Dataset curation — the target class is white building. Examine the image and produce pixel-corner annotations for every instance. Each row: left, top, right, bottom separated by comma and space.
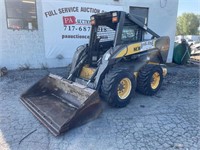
0, 0, 179, 70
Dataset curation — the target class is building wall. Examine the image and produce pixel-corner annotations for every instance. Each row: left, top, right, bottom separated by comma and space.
0, 0, 68, 70
0, 0, 179, 70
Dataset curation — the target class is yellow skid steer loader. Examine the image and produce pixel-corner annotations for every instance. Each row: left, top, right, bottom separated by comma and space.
21, 11, 170, 136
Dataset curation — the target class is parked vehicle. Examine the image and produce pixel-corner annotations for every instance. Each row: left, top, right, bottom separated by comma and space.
21, 11, 170, 136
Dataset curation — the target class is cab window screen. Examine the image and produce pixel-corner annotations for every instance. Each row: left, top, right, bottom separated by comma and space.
121, 25, 139, 43
97, 26, 116, 42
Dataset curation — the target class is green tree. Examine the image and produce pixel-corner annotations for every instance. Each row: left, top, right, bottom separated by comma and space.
176, 13, 200, 35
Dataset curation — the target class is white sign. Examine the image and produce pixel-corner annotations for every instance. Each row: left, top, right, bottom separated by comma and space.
42, 0, 123, 58
141, 40, 155, 51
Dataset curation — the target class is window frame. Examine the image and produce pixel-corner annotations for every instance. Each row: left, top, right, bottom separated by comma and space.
4, 0, 38, 30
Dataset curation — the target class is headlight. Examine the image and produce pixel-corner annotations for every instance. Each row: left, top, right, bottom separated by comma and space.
90, 16, 95, 25
112, 12, 118, 23
90, 16, 95, 20
112, 12, 117, 17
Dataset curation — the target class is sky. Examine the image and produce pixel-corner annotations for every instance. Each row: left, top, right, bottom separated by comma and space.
178, 0, 200, 16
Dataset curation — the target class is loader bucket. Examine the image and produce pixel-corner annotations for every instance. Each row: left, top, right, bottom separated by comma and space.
20, 74, 102, 136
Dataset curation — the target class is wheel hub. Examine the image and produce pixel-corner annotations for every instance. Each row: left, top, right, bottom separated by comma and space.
117, 78, 132, 100
151, 72, 160, 90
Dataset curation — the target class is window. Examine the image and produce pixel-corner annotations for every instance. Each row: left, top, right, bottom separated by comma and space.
121, 25, 140, 43
129, 6, 149, 26
5, 0, 38, 30
97, 26, 116, 42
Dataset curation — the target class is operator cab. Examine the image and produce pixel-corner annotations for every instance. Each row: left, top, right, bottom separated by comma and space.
88, 11, 145, 66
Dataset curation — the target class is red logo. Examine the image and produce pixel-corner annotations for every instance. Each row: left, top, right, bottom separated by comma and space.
63, 16, 76, 26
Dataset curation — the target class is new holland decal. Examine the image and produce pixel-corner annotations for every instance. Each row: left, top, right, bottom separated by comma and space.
116, 39, 156, 58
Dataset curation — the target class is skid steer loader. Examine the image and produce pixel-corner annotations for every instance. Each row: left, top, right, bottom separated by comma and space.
21, 11, 170, 136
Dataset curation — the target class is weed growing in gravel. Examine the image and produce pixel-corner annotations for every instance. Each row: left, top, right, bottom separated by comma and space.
18, 63, 31, 71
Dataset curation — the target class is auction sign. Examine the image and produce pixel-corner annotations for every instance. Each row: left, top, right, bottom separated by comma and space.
42, 0, 123, 58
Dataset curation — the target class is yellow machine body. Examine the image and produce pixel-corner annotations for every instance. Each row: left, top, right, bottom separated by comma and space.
80, 65, 96, 80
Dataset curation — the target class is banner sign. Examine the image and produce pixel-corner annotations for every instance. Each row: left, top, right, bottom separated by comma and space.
42, 0, 123, 58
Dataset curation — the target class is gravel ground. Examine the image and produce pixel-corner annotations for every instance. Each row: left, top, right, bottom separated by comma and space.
0, 64, 199, 150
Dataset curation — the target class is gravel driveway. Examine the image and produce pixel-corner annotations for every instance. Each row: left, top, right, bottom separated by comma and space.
0, 64, 199, 150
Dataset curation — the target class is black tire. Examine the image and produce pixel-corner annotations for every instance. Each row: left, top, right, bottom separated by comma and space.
101, 67, 136, 108
136, 64, 163, 95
